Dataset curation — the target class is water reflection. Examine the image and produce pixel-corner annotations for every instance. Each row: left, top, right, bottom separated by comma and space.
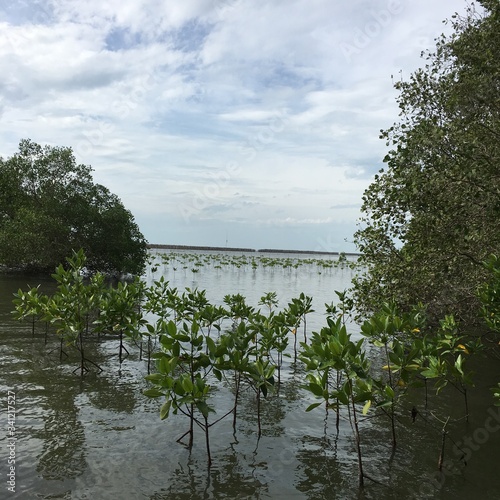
2, 255, 500, 499
34, 395, 87, 481
84, 373, 139, 414
295, 433, 348, 500
149, 444, 271, 499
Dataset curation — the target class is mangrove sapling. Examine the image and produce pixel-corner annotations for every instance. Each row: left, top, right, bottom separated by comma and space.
13, 286, 55, 348
300, 317, 379, 489
142, 276, 173, 370
166, 286, 181, 323
210, 321, 256, 430
39, 250, 105, 375
296, 293, 314, 344
324, 297, 354, 433
249, 311, 272, 361
143, 276, 171, 321
284, 303, 301, 363
12, 285, 43, 337
243, 357, 276, 437
223, 293, 255, 332
43, 294, 69, 360
418, 315, 480, 422
256, 292, 280, 362
284, 293, 314, 363
359, 303, 425, 449
180, 287, 209, 323
266, 311, 290, 388
258, 292, 279, 314
198, 304, 226, 351
327, 290, 355, 327
95, 277, 146, 365
144, 317, 233, 466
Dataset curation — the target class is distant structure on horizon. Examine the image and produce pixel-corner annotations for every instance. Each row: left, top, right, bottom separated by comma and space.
147, 243, 360, 256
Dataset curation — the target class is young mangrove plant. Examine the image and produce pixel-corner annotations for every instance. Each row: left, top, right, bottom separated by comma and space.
323, 291, 356, 432
45, 249, 105, 376
143, 290, 236, 466
210, 320, 255, 431
284, 293, 313, 362
243, 357, 276, 437
360, 302, 427, 449
142, 276, 172, 372
144, 318, 220, 466
12, 285, 44, 338
95, 277, 145, 366
199, 303, 227, 351
300, 316, 379, 488
418, 314, 481, 422
296, 293, 314, 344
478, 254, 500, 335
249, 306, 289, 388
223, 293, 255, 330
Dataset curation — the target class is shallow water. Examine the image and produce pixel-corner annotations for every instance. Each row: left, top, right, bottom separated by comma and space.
1, 250, 500, 499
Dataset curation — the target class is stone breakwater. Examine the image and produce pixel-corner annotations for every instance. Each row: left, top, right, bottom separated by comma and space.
147, 244, 358, 256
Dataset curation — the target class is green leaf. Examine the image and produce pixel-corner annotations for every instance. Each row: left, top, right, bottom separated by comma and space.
206, 336, 217, 355
434, 378, 448, 394
421, 368, 439, 379
306, 402, 323, 412
167, 320, 177, 336
335, 390, 349, 405
308, 382, 324, 397
160, 400, 171, 420
213, 368, 222, 381
260, 383, 268, 397
143, 388, 164, 398
362, 399, 371, 415
384, 386, 395, 399
196, 401, 214, 418
181, 377, 194, 393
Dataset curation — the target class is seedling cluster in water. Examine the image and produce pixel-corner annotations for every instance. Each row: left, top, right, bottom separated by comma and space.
145, 249, 356, 277
12, 249, 493, 490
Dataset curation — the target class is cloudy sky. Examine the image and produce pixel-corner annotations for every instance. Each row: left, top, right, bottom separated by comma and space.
0, 0, 470, 252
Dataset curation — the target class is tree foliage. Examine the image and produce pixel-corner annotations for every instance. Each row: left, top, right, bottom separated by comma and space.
353, 1, 500, 323
0, 139, 147, 274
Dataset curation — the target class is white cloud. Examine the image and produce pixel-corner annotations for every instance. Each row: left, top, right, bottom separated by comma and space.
0, 0, 469, 251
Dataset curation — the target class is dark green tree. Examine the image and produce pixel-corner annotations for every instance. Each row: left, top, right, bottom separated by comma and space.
353, 1, 500, 324
0, 139, 147, 274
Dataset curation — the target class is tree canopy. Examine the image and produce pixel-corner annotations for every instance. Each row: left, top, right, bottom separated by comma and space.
0, 139, 148, 274
353, 1, 500, 324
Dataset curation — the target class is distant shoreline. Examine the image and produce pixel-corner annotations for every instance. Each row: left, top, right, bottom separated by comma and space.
147, 243, 360, 257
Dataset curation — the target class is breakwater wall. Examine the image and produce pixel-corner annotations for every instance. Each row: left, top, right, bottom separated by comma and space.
147, 244, 359, 257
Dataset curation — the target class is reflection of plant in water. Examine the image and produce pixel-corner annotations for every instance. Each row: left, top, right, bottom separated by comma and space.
149, 447, 270, 500
33, 382, 87, 481
295, 435, 342, 500
86, 375, 138, 414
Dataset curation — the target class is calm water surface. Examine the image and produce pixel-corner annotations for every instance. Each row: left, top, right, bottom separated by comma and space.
1, 249, 500, 499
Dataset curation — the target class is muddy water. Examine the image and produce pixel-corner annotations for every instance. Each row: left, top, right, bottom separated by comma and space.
1, 250, 500, 499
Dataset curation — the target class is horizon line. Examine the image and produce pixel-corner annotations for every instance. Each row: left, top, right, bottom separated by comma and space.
147, 243, 361, 257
